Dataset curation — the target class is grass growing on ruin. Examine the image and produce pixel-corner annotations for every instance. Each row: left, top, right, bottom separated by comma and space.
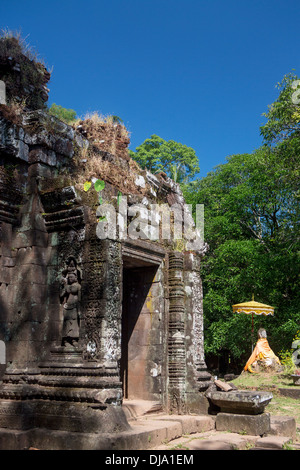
231, 370, 296, 390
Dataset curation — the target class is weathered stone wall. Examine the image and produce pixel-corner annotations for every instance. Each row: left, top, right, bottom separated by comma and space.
0, 58, 211, 444
0, 36, 50, 109
0, 112, 76, 372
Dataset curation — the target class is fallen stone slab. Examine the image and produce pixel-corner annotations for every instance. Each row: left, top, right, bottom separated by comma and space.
214, 379, 236, 392
189, 440, 233, 450
188, 432, 258, 450
216, 412, 270, 436
206, 390, 273, 415
279, 388, 300, 400
255, 435, 292, 450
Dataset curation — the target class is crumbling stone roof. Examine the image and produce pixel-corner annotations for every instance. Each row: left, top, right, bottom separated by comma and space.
0, 35, 50, 110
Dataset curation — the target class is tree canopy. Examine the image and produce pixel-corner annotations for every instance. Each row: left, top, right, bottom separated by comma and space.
183, 73, 300, 366
129, 134, 200, 183
260, 72, 300, 144
48, 103, 77, 124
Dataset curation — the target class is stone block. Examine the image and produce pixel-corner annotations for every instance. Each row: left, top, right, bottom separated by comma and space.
255, 435, 292, 449
5, 339, 29, 365
29, 283, 48, 305
6, 321, 34, 343
27, 340, 49, 363
216, 412, 270, 436
195, 415, 216, 432
185, 392, 210, 415
0, 284, 15, 306
0, 401, 34, 430
10, 265, 47, 285
0, 429, 30, 451
54, 137, 74, 157
45, 319, 62, 342
13, 229, 48, 248
28, 163, 54, 179
269, 415, 296, 439
24, 128, 56, 149
152, 415, 198, 434
279, 388, 300, 399
0, 266, 12, 283
2, 256, 15, 267
16, 140, 29, 162
189, 433, 258, 451
29, 148, 57, 166
15, 246, 54, 266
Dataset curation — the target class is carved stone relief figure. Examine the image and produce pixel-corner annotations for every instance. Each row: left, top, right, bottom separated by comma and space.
60, 258, 82, 347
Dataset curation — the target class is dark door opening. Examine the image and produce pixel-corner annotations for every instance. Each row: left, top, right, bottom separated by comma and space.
121, 263, 158, 400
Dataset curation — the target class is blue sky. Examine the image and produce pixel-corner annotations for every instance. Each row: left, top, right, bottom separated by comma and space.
1, 0, 300, 177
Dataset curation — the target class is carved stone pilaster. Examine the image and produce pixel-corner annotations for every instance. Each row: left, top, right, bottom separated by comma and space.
80, 238, 122, 370
80, 235, 105, 361
100, 239, 122, 366
167, 252, 186, 413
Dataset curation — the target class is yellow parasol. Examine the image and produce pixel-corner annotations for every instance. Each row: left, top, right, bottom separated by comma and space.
232, 295, 274, 349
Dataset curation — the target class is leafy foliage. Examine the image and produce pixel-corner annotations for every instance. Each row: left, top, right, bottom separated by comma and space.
130, 134, 200, 183
94, 179, 105, 192
48, 103, 77, 124
260, 72, 300, 144
183, 77, 300, 363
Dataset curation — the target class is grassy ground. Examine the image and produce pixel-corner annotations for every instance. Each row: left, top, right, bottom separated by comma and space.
232, 370, 297, 390
231, 371, 300, 443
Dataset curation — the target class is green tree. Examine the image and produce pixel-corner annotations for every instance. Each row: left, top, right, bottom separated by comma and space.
130, 134, 200, 183
260, 72, 300, 144
48, 103, 77, 124
111, 115, 124, 124
183, 143, 299, 364
183, 73, 300, 367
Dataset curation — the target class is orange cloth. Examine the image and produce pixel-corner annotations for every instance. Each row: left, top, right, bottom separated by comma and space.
244, 338, 281, 373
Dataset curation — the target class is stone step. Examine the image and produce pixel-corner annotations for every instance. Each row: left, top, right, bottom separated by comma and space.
122, 400, 163, 421
254, 435, 292, 450
0, 411, 296, 450
144, 414, 215, 435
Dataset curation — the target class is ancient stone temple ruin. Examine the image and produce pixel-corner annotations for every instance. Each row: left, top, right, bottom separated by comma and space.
0, 38, 211, 449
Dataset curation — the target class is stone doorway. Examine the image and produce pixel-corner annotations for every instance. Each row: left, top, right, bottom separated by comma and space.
121, 263, 158, 400
121, 244, 165, 403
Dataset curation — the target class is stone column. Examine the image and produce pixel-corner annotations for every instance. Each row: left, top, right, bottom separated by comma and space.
79, 234, 123, 404
167, 251, 186, 413
102, 239, 123, 370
